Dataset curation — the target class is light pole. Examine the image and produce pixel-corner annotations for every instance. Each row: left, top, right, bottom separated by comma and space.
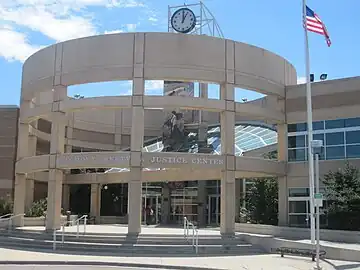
311, 139, 324, 270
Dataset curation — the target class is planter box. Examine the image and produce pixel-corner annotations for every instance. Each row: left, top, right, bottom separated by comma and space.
23, 216, 68, 227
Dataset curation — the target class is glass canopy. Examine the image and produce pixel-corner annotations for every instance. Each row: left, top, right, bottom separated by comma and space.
105, 123, 277, 173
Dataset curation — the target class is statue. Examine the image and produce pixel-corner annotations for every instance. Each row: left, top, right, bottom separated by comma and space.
162, 111, 188, 152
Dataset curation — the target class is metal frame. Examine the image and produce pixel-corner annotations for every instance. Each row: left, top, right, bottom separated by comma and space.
168, 1, 224, 38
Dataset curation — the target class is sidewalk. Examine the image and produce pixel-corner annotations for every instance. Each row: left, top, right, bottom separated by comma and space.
0, 247, 360, 270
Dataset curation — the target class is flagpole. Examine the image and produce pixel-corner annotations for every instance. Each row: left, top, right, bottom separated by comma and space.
302, 0, 316, 244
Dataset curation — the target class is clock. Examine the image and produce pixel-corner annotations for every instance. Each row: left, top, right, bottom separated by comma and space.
171, 8, 196, 34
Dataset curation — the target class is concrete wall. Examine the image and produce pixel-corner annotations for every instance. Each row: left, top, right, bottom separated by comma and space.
0, 106, 18, 199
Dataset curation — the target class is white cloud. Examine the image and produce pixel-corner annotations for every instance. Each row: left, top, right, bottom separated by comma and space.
1, 7, 97, 42
145, 80, 164, 90
0, 0, 146, 62
0, 26, 43, 62
104, 29, 124, 34
126, 23, 137, 32
297, 77, 307, 84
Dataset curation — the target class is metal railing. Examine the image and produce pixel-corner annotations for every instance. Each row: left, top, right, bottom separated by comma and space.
53, 214, 88, 250
0, 213, 25, 232
183, 217, 199, 254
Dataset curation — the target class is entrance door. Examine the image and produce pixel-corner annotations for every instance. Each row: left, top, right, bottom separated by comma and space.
142, 195, 161, 225
207, 195, 220, 225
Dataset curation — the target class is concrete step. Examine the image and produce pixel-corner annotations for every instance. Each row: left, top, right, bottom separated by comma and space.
0, 234, 264, 256
0, 230, 244, 245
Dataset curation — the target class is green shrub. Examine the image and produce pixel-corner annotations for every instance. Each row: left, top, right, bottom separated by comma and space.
26, 199, 47, 217
0, 198, 13, 216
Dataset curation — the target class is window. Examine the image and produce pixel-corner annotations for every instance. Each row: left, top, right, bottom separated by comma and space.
313, 121, 324, 130
289, 188, 309, 197
289, 201, 307, 213
288, 148, 306, 162
346, 131, 360, 144
288, 123, 306, 133
288, 135, 306, 148
325, 119, 345, 129
346, 145, 360, 158
326, 146, 345, 160
345, 117, 360, 128
326, 132, 344, 146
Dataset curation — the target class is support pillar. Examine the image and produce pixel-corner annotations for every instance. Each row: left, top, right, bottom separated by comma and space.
62, 184, 70, 211
277, 123, 288, 226
90, 184, 101, 222
235, 179, 241, 223
46, 169, 63, 230
25, 132, 37, 210
197, 181, 207, 227
220, 83, 236, 236
128, 63, 145, 235
161, 184, 170, 225
46, 84, 66, 231
13, 98, 33, 227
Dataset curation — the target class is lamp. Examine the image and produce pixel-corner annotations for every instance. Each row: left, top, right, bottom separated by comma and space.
320, 74, 328, 81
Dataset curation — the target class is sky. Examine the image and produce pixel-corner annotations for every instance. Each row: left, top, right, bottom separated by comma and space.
0, 0, 359, 105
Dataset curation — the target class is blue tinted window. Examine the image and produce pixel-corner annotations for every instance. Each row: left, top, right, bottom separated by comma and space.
326, 132, 344, 146
326, 146, 345, 160
345, 118, 360, 128
346, 131, 360, 144
313, 121, 324, 130
288, 123, 307, 133
288, 135, 306, 148
313, 133, 324, 142
346, 145, 360, 158
288, 149, 306, 161
325, 119, 345, 129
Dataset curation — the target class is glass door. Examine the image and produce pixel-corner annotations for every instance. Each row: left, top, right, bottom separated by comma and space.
207, 195, 220, 225
142, 195, 161, 225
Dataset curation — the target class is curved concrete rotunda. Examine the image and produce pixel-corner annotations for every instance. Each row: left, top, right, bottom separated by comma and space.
14, 32, 296, 235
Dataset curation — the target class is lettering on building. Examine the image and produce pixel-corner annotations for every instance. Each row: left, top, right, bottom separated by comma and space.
149, 156, 224, 166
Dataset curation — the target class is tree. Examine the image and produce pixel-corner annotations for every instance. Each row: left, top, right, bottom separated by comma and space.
245, 177, 278, 225
323, 162, 360, 230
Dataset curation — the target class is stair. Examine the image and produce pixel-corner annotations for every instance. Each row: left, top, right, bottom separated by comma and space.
0, 228, 265, 257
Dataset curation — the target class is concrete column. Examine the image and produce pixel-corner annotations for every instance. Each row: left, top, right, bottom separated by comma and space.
46, 169, 63, 230
62, 184, 70, 211
46, 85, 66, 231
235, 179, 241, 223
161, 184, 170, 225
62, 144, 72, 212
25, 131, 37, 210
90, 184, 101, 222
220, 83, 236, 236
13, 98, 33, 227
277, 123, 288, 226
128, 74, 145, 235
197, 180, 207, 227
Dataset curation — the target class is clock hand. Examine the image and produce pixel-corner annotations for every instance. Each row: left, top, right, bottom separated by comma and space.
182, 10, 185, 23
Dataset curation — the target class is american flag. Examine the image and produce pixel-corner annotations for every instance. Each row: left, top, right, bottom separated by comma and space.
304, 6, 331, 47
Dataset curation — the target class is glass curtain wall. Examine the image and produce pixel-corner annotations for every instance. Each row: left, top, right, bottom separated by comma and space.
288, 188, 328, 228
288, 118, 360, 162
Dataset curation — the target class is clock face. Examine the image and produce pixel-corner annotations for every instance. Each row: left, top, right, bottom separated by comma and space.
171, 8, 196, 34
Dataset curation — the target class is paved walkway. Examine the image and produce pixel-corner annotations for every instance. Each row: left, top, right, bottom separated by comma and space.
1, 247, 360, 270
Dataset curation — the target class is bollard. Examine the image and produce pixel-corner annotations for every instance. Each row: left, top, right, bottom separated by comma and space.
62, 225, 65, 243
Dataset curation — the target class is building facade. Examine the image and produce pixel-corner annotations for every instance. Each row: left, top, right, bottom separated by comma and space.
4, 32, 360, 234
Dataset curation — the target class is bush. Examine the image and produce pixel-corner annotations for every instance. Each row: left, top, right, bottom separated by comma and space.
0, 198, 13, 216
26, 199, 47, 217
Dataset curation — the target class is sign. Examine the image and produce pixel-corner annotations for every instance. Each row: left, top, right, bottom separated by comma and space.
314, 193, 323, 207
57, 153, 130, 169
311, 140, 323, 148
149, 156, 224, 166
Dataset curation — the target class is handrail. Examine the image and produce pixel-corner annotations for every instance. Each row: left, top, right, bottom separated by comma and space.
53, 214, 88, 251
183, 217, 198, 254
0, 213, 13, 219
0, 213, 25, 233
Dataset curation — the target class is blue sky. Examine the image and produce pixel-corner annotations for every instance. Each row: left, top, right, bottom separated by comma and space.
0, 0, 359, 105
